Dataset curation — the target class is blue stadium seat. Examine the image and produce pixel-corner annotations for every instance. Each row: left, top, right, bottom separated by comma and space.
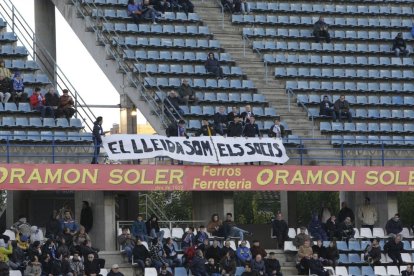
228, 93, 241, 103
320, 122, 331, 132
380, 123, 392, 133
338, 253, 349, 264
43, 118, 55, 128
70, 118, 83, 128
392, 109, 404, 119
4, 102, 17, 112
2, 116, 15, 127
40, 131, 53, 141
15, 117, 28, 127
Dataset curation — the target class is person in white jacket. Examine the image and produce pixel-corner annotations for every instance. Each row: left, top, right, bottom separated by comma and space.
358, 197, 377, 231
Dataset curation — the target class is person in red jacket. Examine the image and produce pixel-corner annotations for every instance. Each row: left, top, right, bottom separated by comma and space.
30, 87, 54, 118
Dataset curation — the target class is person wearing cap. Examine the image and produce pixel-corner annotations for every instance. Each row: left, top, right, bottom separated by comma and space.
293, 227, 311, 248
205, 52, 224, 79
30, 87, 54, 118
265, 252, 283, 276
0, 75, 11, 104
319, 95, 336, 120
177, 79, 198, 106
107, 264, 124, 276
57, 89, 75, 119
357, 197, 377, 231
91, 116, 103, 164
12, 71, 27, 103
393, 32, 409, 57
363, 238, 381, 266
80, 201, 93, 233
385, 213, 403, 236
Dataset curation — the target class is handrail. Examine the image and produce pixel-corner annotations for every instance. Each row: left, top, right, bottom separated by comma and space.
0, 0, 97, 132
286, 88, 315, 138
138, 193, 169, 222
215, 0, 225, 30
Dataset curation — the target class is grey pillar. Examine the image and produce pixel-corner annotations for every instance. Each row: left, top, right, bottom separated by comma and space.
120, 95, 137, 134
287, 192, 298, 227
6, 191, 28, 227
192, 192, 234, 223
34, 0, 56, 85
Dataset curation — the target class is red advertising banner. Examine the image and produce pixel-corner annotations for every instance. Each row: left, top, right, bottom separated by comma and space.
0, 164, 414, 191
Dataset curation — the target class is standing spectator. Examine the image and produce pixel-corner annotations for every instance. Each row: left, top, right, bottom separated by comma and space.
309, 253, 331, 276
357, 197, 377, 231
363, 238, 381, 266
57, 89, 75, 119
325, 216, 338, 240
338, 217, 355, 242
163, 238, 181, 267
227, 115, 244, 137
293, 227, 311, 248
220, 251, 236, 275
337, 202, 354, 224
393, 32, 409, 57
177, 79, 198, 106
205, 258, 220, 276
236, 240, 252, 264
164, 90, 184, 117
44, 86, 59, 116
0, 75, 11, 103
205, 52, 224, 79
268, 119, 285, 138
313, 17, 331, 43
83, 253, 100, 276
265, 252, 283, 276
334, 95, 352, 123
132, 215, 148, 241
319, 95, 336, 120
91, 116, 103, 164
308, 215, 328, 241
146, 214, 164, 241
46, 211, 61, 240
385, 213, 403, 236
251, 241, 267, 259
196, 119, 216, 136
223, 213, 251, 240
118, 227, 136, 262
227, 106, 240, 122
12, 72, 27, 103
241, 105, 254, 123
80, 201, 93, 233
108, 264, 124, 276
190, 250, 208, 276
243, 117, 260, 137
384, 234, 404, 265
272, 213, 288, 250
325, 240, 339, 267
250, 254, 266, 276
132, 239, 149, 270
0, 60, 11, 79
60, 210, 79, 234
213, 106, 228, 135
30, 87, 54, 118
207, 214, 224, 238
296, 239, 313, 275
205, 240, 221, 264
402, 264, 414, 276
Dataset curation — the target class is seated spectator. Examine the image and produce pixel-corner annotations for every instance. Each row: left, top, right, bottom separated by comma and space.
16, 233, 30, 251
195, 226, 209, 247
296, 239, 312, 275
312, 240, 327, 264
402, 264, 414, 276
57, 238, 71, 260
57, 89, 75, 119
227, 106, 240, 122
12, 215, 31, 236
214, 106, 228, 135
337, 202, 355, 224
205, 52, 224, 79
132, 238, 149, 270
146, 214, 164, 241
223, 213, 251, 240
164, 90, 184, 118
24, 255, 42, 276
313, 17, 331, 43
363, 238, 381, 266
29, 226, 44, 244
61, 227, 74, 251
268, 119, 285, 138
234, 0, 250, 14
241, 263, 258, 276
250, 240, 267, 259
309, 253, 332, 276
9, 240, 25, 270
30, 87, 54, 118
205, 257, 220, 276
158, 264, 172, 276
84, 253, 100, 276
181, 227, 195, 250
163, 238, 181, 267
108, 264, 124, 276
166, 119, 188, 138
151, 0, 170, 13
338, 217, 355, 242
42, 239, 57, 259
384, 234, 404, 265
11, 72, 27, 103
190, 250, 207, 276
393, 32, 409, 57
206, 239, 222, 264
241, 105, 254, 123
60, 210, 79, 235
45, 86, 59, 116
0, 60, 11, 79
132, 215, 148, 242
385, 213, 403, 236
236, 240, 252, 265
207, 214, 224, 237
227, 115, 244, 137
0, 75, 11, 103
127, 0, 160, 25
149, 238, 168, 269
243, 117, 260, 137
308, 215, 328, 241
334, 95, 352, 123
74, 225, 91, 246
319, 95, 336, 120
178, 0, 194, 14
28, 240, 42, 261
177, 79, 198, 106
265, 252, 283, 276
251, 254, 266, 276
0, 239, 12, 266
293, 227, 311, 248
61, 254, 73, 276
118, 226, 136, 262
272, 212, 288, 250
46, 211, 61, 240
325, 216, 338, 240
325, 240, 339, 267
221, 240, 235, 257
196, 119, 216, 136
220, 251, 236, 275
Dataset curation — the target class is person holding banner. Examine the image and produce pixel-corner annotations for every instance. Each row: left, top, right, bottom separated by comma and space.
227, 106, 240, 123
213, 106, 228, 135
268, 119, 285, 138
243, 117, 260, 138
91, 116, 103, 164
227, 116, 244, 137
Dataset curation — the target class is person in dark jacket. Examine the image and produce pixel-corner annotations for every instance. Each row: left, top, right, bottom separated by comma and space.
334, 95, 352, 123
240, 105, 255, 124
338, 217, 355, 242
205, 52, 224, 79
393, 32, 409, 57
250, 254, 266, 276
325, 216, 338, 240
220, 251, 236, 275
385, 213, 403, 236
313, 17, 331, 43
205, 257, 220, 276
41, 253, 53, 276
242, 263, 259, 276
250, 241, 267, 259
384, 234, 404, 265
178, 0, 194, 14
181, 228, 195, 251
337, 202, 354, 224
265, 252, 283, 276
91, 116, 103, 164
166, 119, 188, 138
163, 90, 184, 118
319, 95, 336, 120
132, 215, 148, 242
227, 116, 243, 137
308, 215, 328, 241
163, 238, 181, 267
190, 250, 208, 276
363, 238, 381, 266
57, 89, 75, 119
205, 240, 222, 264
402, 264, 414, 276
107, 264, 124, 276
0, 75, 11, 103
243, 117, 260, 137
268, 119, 285, 138
177, 79, 198, 106
196, 119, 216, 136
146, 214, 164, 241
312, 240, 327, 263
325, 240, 339, 267
84, 253, 101, 276
213, 106, 228, 135
46, 211, 61, 240
132, 239, 149, 270
44, 87, 59, 115
272, 213, 288, 250
309, 253, 331, 276
227, 106, 240, 123
80, 201, 93, 233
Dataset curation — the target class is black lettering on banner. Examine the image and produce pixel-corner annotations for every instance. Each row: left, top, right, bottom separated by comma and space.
272, 143, 283, 157
260, 143, 271, 156
192, 141, 203, 156
166, 140, 175, 152
108, 141, 120, 154
245, 143, 255, 155
253, 143, 263, 154
160, 139, 168, 150
200, 141, 213, 156
150, 139, 163, 151
175, 142, 184, 154
183, 140, 194, 155
119, 140, 131, 153
233, 144, 244, 156
142, 139, 153, 152
131, 139, 143, 153
267, 143, 274, 156
217, 143, 228, 156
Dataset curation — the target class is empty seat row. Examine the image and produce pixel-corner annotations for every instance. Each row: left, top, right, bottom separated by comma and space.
264, 54, 414, 67
104, 23, 210, 36
320, 122, 414, 134
1, 45, 28, 56
133, 63, 243, 76
0, 117, 83, 129
124, 50, 233, 63
234, 14, 412, 28
4, 59, 39, 70
0, 32, 17, 42
331, 135, 414, 146
286, 80, 414, 93
249, 2, 413, 16
196, 92, 266, 104
0, 130, 92, 142
180, 105, 277, 118
0, 102, 33, 113
308, 107, 414, 120
21, 73, 50, 84
144, 77, 255, 90
93, 9, 200, 22
298, 94, 414, 106
83, 0, 128, 6
114, 36, 221, 49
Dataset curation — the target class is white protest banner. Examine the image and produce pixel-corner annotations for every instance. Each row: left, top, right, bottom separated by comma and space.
102, 135, 289, 164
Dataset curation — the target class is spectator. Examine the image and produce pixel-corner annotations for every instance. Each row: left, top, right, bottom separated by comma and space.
46, 211, 61, 240
61, 228, 74, 252
29, 226, 44, 244
0, 60, 11, 79
205, 258, 220, 276
132, 215, 148, 242
308, 215, 328, 241
296, 239, 312, 275
207, 214, 224, 237
272, 213, 288, 250
196, 119, 216, 136
385, 213, 403, 236
221, 0, 234, 13
57, 89, 75, 119
337, 202, 354, 224
227, 115, 244, 137
313, 16, 331, 43
118, 227, 136, 262
190, 249, 208, 276
83, 253, 100, 276
108, 264, 124, 276
251, 254, 266, 276
325, 216, 338, 240
44, 86, 59, 116
158, 265, 173, 276
42, 239, 57, 259
0, 239, 12, 265
181, 227, 195, 250
146, 214, 164, 241
60, 210, 78, 234
334, 95, 352, 123
177, 79, 198, 106
166, 119, 188, 139
132, 238, 149, 270
321, 205, 332, 225
9, 240, 25, 270
293, 227, 311, 248
12, 72, 27, 103
61, 254, 74, 276
149, 238, 168, 269
241, 105, 254, 123
311, 240, 327, 264
243, 117, 260, 137
151, 0, 170, 13
80, 201, 93, 233
28, 240, 41, 261
213, 106, 228, 135
338, 217, 355, 242
24, 255, 42, 276
363, 238, 381, 266
91, 116, 103, 164
195, 226, 209, 247
268, 119, 285, 138
220, 251, 236, 275
319, 95, 336, 120
205, 52, 224, 79
265, 252, 282, 276
309, 253, 332, 276
16, 233, 30, 251
205, 240, 221, 264
393, 32, 409, 57
178, 0, 194, 15
163, 237, 181, 267
30, 87, 54, 118
41, 253, 53, 276
221, 240, 235, 257
325, 240, 339, 267
384, 234, 404, 265
57, 238, 71, 260
164, 90, 184, 118
236, 240, 252, 264
223, 213, 251, 240
357, 197, 377, 231
250, 240, 267, 259
0, 75, 11, 103
127, 0, 159, 25
74, 226, 91, 246
402, 264, 414, 276
227, 106, 240, 123
234, 0, 250, 14
241, 263, 258, 276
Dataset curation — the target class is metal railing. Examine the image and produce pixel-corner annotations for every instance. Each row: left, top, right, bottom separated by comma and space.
138, 193, 169, 222
0, 0, 97, 131
116, 220, 207, 233
286, 88, 315, 138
